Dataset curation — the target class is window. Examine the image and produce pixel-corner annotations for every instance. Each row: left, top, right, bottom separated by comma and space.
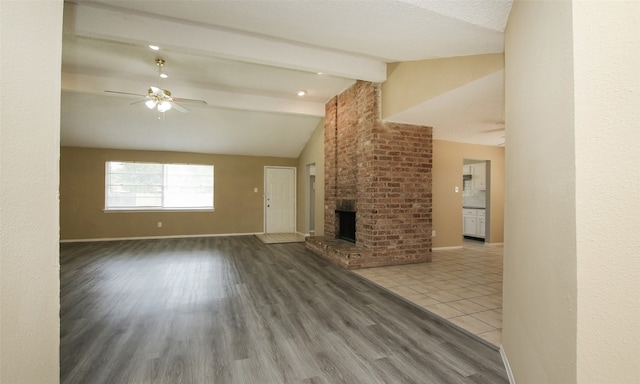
105, 161, 214, 211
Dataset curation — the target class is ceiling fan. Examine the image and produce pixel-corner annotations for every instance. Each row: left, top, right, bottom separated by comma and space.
105, 59, 207, 113
481, 122, 506, 146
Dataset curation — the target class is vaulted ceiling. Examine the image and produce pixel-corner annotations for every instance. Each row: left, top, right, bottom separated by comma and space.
61, 0, 512, 157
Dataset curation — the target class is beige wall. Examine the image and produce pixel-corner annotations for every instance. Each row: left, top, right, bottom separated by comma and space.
432, 140, 504, 248
293, 131, 505, 246
573, 1, 640, 382
296, 119, 325, 235
505, 2, 640, 383
382, 53, 504, 119
60, 147, 296, 240
0, 1, 62, 383
504, 1, 578, 383
298, 117, 504, 247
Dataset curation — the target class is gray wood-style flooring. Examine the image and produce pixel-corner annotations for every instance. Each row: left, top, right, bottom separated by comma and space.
60, 236, 508, 384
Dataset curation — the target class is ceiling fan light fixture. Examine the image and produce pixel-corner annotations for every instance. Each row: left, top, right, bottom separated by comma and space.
157, 101, 172, 112
145, 100, 157, 109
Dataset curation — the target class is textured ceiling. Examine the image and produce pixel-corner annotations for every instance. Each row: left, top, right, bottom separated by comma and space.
61, 0, 512, 156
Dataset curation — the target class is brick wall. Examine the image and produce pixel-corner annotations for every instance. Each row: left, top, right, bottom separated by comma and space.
323, 80, 433, 267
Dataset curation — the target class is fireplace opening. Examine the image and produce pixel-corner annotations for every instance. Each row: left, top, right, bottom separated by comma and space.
337, 211, 356, 243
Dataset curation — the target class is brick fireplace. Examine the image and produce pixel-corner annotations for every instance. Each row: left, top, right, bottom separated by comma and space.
306, 81, 433, 269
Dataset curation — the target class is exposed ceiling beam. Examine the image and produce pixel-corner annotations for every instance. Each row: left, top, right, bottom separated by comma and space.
62, 73, 326, 116
63, 2, 387, 83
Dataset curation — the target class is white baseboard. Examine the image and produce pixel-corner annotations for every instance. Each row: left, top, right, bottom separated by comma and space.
60, 232, 262, 243
432, 246, 464, 250
500, 345, 516, 384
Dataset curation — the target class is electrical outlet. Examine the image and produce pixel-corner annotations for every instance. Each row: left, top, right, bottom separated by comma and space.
432, 230, 436, 237
157, 222, 162, 228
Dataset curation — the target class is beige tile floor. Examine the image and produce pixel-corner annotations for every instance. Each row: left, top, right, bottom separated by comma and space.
256, 233, 306, 244
353, 239, 503, 347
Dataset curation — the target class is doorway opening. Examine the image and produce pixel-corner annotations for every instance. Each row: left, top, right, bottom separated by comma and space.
462, 159, 490, 243
307, 163, 316, 235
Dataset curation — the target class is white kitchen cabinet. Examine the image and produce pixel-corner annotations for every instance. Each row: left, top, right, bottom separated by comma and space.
463, 215, 477, 236
462, 208, 486, 239
472, 162, 486, 190
478, 216, 486, 238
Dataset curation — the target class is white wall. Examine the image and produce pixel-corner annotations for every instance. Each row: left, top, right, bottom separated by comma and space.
504, 1, 640, 383
504, 1, 577, 382
573, 2, 640, 382
0, 1, 62, 383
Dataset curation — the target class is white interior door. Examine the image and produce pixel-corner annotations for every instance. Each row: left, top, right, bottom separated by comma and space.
265, 167, 296, 233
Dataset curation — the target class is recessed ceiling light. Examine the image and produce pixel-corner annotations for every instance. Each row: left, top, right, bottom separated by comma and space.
149, 45, 160, 51
160, 73, 168, 79
297, 90, 306, 97
317, 72, 323, 75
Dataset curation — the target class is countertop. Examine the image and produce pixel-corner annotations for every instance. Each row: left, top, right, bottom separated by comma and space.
463, 206, 486, 210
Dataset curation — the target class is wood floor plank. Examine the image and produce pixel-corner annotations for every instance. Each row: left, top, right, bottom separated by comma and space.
60, 236, 508, 384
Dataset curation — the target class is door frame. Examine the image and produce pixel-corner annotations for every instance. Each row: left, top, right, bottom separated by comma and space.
308, 168, 316, 235
263, 166, 297, 234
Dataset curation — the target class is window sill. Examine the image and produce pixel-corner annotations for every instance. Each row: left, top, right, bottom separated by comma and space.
104, 208, 215, 213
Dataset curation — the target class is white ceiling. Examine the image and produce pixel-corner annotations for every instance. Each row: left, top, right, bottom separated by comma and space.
386, 70, 506, 146
61, 0, 512, 157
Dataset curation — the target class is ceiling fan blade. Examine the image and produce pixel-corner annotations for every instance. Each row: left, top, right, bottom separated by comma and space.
105, 90, 146, 97
129, 100, 147, 106
481, 127, 506, 133
173, 97, 208, 105
170, 101, 190, 113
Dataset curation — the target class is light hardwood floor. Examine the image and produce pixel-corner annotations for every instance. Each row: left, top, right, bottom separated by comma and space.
60, 236, 507, 384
